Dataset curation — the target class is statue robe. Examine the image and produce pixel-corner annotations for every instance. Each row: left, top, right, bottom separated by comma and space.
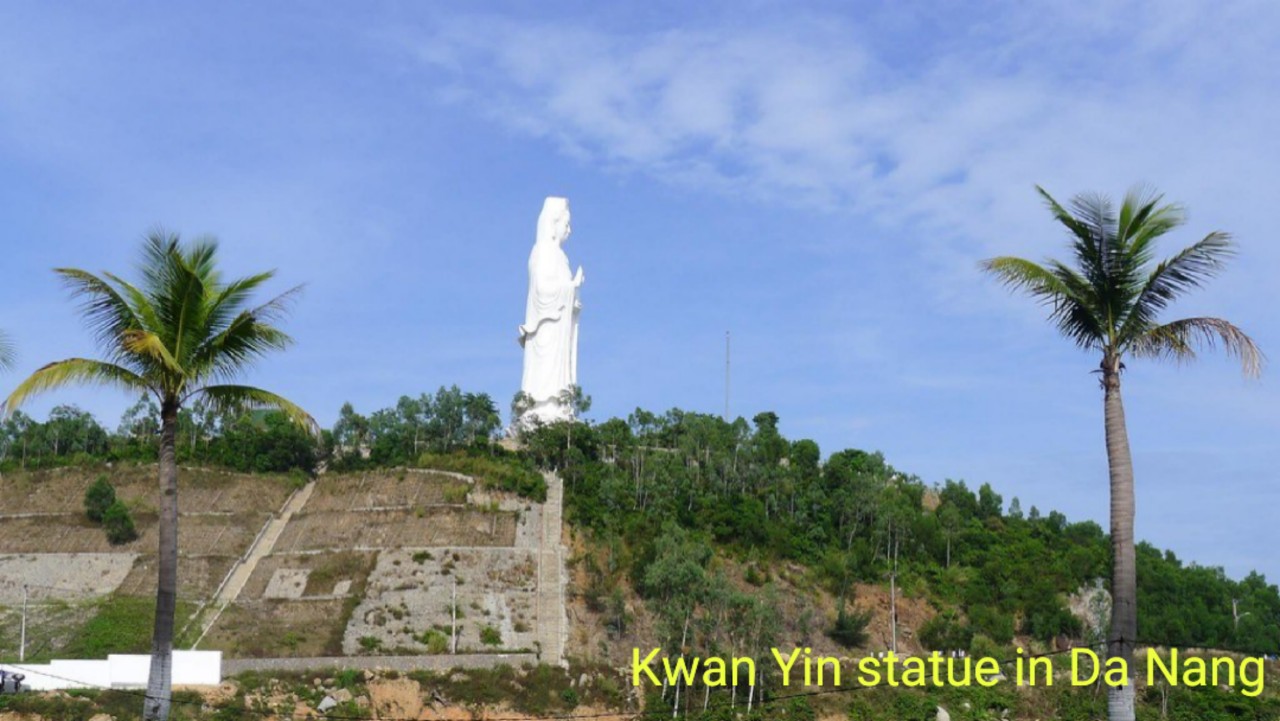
519, 240, 579, 406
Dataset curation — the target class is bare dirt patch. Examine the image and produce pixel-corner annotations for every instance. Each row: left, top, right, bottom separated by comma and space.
200, 598, 348, 657
306, 470, 471, 511
239, 552, 376, 600
273, 508, 516, 552
0, 466, 294, 515
115, 554, 237, 599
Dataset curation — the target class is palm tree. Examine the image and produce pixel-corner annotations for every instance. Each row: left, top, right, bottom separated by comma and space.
982, 186, 1262, 721
3, 232, 315, 721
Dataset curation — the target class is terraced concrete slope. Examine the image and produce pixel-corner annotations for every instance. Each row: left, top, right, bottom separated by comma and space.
0, 465, 569, 668
198, 468, 569, 664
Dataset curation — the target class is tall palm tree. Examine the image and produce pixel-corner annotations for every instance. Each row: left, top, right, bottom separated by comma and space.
982, 186, 1263, 721
3, 232, 315, 721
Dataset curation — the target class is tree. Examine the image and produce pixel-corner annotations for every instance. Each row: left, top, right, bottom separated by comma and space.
103, 499, 139, 545
462, 392, 501, 446
331, 401, 369, 468
84, 475, 117, 522
982, 186, 1263, 721
557, 384, 592, 419
2, 232, 314, 721
510, 391, 535, 427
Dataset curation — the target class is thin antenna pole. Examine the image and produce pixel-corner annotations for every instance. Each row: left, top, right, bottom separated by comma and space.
20, 584, 27, 662
724, 331, 731, 421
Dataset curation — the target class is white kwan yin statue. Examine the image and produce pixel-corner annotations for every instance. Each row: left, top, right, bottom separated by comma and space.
517, 197, 583, 425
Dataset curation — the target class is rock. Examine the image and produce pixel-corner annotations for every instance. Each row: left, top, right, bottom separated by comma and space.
936, 707, 951, 721
88, 714, 115, 721
313, 677, 322, 687
370, 677, 423, 719
332, 688, 354, 703
324, 677, 335, 687
578, 673, 590, 688
355, 695, 371, 708
317, 696, 338, 712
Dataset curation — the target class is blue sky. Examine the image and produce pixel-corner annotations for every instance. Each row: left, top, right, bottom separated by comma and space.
2, 2, 1277, 583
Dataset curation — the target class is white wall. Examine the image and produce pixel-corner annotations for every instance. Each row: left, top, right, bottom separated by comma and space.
1, 650, 221, 691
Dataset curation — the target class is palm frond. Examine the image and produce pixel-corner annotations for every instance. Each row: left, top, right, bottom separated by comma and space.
1044, 260, 1109, 350
121, 329, 185, 375
188, 310, 295, 383
203, 271, 277, 332
980, 255, 1106, 350
1038, 187, 1134, 331
980, 256, 1070, 300
3, 359, 153, 417
1128, 317, 1264, 377
246, 284, 304, 324
1118, 186, 1183, 267
98, 271, 163, 333
1119, 232, 1234, 342
194, 384, 318, 434
0, 330, 14, 371
1035, 186, 1094, 247
55, 268, 151, 359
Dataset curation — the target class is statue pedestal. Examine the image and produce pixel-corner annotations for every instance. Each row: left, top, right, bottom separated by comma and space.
516, 398, 572, 430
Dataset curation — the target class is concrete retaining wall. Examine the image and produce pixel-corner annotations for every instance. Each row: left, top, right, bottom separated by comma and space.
2, 650, 221, 691
224, 652, 537, 675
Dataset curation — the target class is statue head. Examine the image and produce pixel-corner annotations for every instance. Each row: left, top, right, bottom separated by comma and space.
537, 196, 571, 246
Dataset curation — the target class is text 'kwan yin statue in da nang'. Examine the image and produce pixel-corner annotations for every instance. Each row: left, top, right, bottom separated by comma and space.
517, 197, 582, 426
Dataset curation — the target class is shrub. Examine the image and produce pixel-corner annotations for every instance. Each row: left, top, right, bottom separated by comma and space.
827, 606, 872, 648
84, 476, 116, 523
418, 451, 546, 502
919, 609, 974, 652
560, 688, 579, 708
102, 500, 138, 545
480, 625, 502, 646
969, 633, 1005, 661
967, 605, 1015, 644
420, 628, 450, 654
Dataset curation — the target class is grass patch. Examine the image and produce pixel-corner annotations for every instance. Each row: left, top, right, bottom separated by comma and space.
417, 451, 546, 502
303, 551, 370, 596
60, 596, 195, 659
405, 663, 620, 717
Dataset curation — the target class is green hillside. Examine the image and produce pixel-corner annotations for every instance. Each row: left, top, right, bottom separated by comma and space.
2, 396, 1279, 719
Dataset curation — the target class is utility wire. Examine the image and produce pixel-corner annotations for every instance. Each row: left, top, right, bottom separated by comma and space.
18, 636, 1280, 721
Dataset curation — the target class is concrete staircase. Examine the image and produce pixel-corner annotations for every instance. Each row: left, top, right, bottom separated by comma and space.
535, 472, 567, 666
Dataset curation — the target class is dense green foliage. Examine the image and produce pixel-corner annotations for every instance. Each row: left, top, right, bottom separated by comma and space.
329, 385, 502, 470
102, 499, 139, 545
521, 407, 1280, 656
83, 474, 117, 522
416, 450, 546, 501
0, 386, 498, 476
0, 400, 314, 474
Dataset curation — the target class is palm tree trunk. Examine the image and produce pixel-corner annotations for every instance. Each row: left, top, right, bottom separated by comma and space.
1103, 356, 1137, 721
144, 400, 179, 721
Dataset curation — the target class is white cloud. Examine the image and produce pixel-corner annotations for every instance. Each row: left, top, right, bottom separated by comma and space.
407, 5, 1280, 268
